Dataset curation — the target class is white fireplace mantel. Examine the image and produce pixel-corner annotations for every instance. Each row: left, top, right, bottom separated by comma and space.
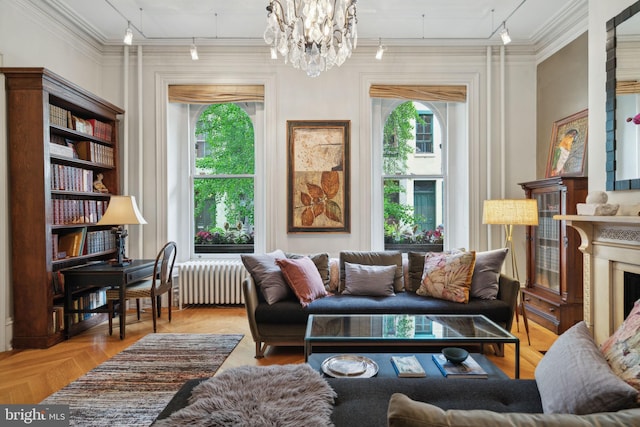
554, 215, 640, 343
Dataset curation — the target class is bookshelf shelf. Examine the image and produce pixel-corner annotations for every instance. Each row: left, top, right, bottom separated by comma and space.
519, 177, 587, 334
2, 67, 124, 349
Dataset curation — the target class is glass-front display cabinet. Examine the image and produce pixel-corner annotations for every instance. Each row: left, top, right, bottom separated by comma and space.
519, 177, 588, 334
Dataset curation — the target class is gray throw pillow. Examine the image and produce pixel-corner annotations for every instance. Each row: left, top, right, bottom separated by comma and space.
343, 262, 396, 297
534, 321, 638, 414
339, 251, 404, 293
470, 248, 509, 300
240, 250, 291, 304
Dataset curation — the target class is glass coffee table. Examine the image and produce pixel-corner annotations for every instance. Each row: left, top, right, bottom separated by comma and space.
304, 314, 520, 378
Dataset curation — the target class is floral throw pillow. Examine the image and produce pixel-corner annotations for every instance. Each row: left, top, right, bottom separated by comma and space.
600, 298, 640, 401
417, 251, 476, 303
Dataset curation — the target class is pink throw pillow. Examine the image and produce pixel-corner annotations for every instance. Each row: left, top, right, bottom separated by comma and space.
417, 251, 476, 303
601, 299, 640, 401
276, 257, 328, 307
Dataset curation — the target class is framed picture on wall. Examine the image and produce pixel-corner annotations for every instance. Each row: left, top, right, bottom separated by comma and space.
545, 109, 588, 178
286, 120, 350, 233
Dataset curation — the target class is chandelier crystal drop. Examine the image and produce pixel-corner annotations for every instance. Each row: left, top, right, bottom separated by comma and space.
264, 0, 358, 78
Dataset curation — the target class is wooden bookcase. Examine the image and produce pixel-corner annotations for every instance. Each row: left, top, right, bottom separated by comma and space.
519, 177, 588, 335
3, 68, 124, 348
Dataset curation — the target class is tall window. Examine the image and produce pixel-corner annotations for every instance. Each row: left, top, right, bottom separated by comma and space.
193, 104, 255, 253
383, 102, 444, 249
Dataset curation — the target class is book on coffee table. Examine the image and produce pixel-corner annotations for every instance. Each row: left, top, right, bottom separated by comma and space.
390, 355, 426, 377
432, 354, 488, 379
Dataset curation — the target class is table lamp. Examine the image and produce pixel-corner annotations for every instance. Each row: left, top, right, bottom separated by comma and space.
97, 195, 147, 266
482, 198, 538, 344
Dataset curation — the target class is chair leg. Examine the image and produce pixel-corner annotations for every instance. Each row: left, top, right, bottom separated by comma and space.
151, 296, 158, 333
107, 301, 114, 336
520, 289, 531, 345
168, 294, 172, 323
136, 299, 141, 320
157, 295, 162, 318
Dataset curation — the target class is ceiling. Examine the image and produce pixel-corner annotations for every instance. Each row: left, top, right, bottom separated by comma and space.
42, 0, 584, 47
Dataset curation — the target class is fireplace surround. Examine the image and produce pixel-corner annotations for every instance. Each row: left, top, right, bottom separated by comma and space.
555, 215, 640, 344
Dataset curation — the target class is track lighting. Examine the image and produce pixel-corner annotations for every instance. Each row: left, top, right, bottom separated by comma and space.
499, 24, 511, 45
123, 22, 133, 45
375, 38, 386, 60
190, 38, 199, 60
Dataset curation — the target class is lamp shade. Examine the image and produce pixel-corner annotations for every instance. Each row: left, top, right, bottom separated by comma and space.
482, 199, 538, 226
97, 195, 147, 226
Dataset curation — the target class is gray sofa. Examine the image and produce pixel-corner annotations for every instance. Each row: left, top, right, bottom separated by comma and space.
244, 250, 520, 358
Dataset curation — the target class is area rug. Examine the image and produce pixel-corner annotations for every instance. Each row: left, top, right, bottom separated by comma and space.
153, 364, 336, 427
41, 333, 243, 426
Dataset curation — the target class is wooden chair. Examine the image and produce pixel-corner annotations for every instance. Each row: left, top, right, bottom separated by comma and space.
107, 241, 177, 335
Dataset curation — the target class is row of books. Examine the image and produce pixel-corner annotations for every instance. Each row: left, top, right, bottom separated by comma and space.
52, 229, 115, 260
390, 354, 488, 379
69, 289, 107, 325
49, 103, 113, 142
537, 216, 560, 240
535, 244, 560, 274
52, 198, 108, 226
50, 163, 95, 193
75, 140, 115, 166
50, 306, 65, 334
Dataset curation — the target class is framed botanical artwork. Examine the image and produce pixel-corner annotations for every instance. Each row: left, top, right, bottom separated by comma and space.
287, 120, 350, 233
545, 109, 588, 178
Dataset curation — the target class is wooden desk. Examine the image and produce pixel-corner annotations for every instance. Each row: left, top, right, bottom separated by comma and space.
62, 260, 155, 340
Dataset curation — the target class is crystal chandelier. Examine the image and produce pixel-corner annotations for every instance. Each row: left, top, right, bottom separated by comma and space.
264, 0, 358, 78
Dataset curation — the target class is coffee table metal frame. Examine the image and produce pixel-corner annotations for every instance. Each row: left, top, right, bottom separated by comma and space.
304, 313, 520, 378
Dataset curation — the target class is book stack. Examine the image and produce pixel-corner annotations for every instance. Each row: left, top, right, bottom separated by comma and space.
432, 354, 488, 379
391, 355, 426, 378
49, 104, 69, 128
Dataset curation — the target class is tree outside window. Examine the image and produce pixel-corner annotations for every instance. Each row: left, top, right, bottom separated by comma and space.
383, 102, 444, 250
193, 104, 255, 253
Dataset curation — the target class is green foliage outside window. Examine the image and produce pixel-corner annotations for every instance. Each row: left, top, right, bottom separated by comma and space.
194, 104, 255, 249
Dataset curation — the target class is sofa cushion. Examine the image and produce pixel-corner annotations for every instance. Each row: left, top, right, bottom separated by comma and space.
417, 251, 476, 303
241, 250, 292, 304
535, 321, 638, 414
601, 298, 640, 400
470, 248, 509, 300
343, 262, 396, 297
286, 252, 331, 291
328, 377, 542, 427
276, 257, 328, 307
387, 393, 640, 427
340, 251, 404, 293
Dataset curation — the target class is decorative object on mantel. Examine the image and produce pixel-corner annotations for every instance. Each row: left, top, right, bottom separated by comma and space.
264, 0, 358, 77
576, 191, 619, 216
618, 204, 640, 216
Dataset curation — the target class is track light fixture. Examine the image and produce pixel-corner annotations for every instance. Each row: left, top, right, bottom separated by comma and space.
499, 24, 511, 45
190, 38, 199, 60
123, 22, 133, 45
375, 38, 386, 60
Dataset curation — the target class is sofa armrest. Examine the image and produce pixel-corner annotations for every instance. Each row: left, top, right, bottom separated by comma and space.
496, 274, 519, 332
242, 277, 261, 345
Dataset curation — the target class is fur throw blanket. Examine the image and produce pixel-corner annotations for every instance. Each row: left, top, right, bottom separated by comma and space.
154, 364, 337, 426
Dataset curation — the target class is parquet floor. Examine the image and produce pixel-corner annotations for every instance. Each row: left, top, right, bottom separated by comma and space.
0, 306, 558, 404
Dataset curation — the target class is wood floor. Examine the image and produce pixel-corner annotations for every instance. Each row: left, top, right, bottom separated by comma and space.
0, 306, 558, 404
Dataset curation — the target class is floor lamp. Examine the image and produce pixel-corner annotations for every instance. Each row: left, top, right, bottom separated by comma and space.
97, 195, 147, 267
482, 199, 539, 345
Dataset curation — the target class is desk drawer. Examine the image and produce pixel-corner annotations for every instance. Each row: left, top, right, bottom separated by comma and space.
127, 266, 154, 282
